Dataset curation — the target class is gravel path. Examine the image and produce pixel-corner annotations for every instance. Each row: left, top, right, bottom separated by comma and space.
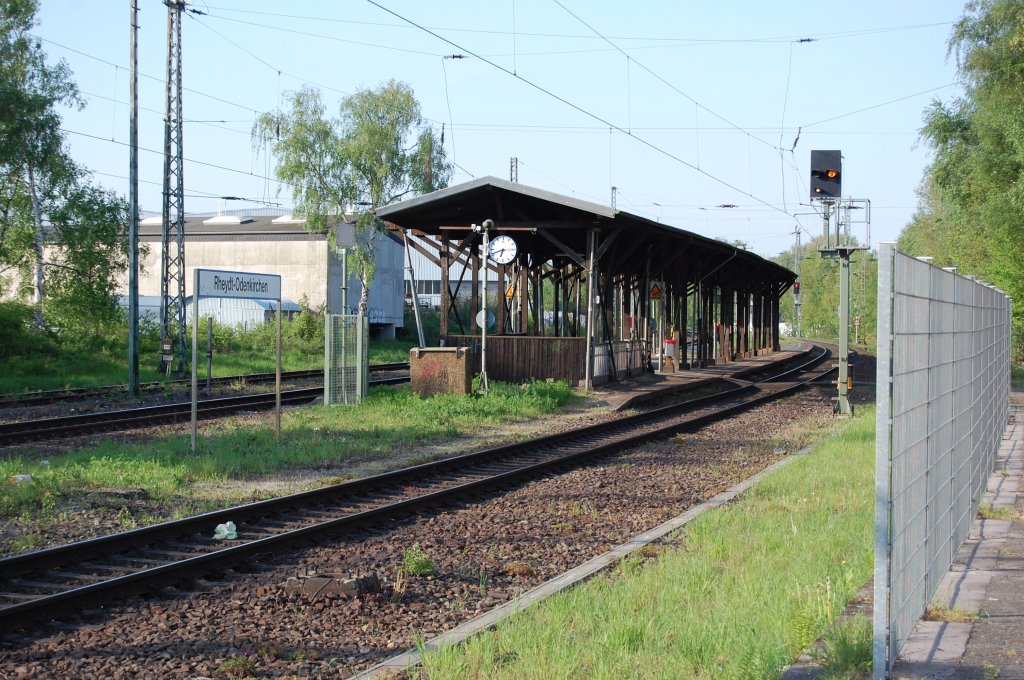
0, 382, 869, 679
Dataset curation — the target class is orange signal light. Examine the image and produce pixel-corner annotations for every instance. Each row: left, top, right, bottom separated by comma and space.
826, 169, 838, 179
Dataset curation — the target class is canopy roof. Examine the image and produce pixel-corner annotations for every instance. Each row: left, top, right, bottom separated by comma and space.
377, 176, 794, 290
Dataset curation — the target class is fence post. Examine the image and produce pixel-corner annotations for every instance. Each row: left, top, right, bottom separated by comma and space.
873, 242, 895, 679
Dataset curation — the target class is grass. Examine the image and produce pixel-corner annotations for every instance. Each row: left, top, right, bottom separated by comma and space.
419, 406, 877, 680
1013, 364, 1024, 390
977, 502, 1020, 521
0, 303, 436, 394
816, 615, 873, 679
0, 339, 410, 394
922, 606, 979, 623
0, 380, 578, 523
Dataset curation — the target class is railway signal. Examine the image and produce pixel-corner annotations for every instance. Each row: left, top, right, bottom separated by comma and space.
811, 149, 870, 417
810, 150, 842, 199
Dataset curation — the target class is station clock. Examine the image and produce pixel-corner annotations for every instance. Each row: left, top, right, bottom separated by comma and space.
488, 234, 518, 264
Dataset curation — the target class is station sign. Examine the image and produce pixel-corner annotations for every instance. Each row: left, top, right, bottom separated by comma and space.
191, 268, 283, 454
196, 268, 281, 300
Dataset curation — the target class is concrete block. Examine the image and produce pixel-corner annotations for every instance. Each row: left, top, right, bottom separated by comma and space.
410, 347, 473, 397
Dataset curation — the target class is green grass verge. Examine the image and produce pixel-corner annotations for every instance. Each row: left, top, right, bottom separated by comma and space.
0, 342, 413, 395
0, 380, 578, 520
420, 407, 876, 680
1013, 365, 1024, 390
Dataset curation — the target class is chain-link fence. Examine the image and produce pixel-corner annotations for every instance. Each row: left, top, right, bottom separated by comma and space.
873, 243, 1012, 678
325, 314, 368, 405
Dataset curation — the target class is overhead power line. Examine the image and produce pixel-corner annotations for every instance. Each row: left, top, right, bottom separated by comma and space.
365, 0, 797, 219
800, 83, 958, 128
62, 127, 294, 189
550, 0, 779, 153
203, 7, 952, 46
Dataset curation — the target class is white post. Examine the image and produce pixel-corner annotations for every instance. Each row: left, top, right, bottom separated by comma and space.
275, 296, 282, 441
190, 269, 198, 454
479, 220, 492, 394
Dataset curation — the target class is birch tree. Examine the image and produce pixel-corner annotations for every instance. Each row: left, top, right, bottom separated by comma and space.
254, 80, 451, 313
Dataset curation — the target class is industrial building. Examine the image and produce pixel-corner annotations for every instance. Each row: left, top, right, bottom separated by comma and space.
132, 208, 404, 337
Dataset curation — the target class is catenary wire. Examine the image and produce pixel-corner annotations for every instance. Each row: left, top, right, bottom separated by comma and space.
365, 0, 799, 220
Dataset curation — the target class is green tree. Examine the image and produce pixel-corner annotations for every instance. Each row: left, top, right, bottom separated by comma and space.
1, 0, 132, 343
0, 0, 82, 328
901, 0, 1024, 358
773, 234, 877, 348
44, 184, 130, 337
254, 80, 451, 313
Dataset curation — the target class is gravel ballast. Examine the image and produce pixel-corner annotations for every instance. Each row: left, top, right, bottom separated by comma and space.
0, 381, 873, 679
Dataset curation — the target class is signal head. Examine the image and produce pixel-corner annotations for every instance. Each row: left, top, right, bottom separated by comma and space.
810, 150, 842, 199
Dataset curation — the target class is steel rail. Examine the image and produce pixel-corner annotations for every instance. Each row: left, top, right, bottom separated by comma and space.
0, 376, 410, 446
0, 362, 411, 408
0, 345, 832, 631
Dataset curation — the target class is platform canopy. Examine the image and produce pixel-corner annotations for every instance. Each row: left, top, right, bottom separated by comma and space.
378, 176, 796, 388
377, 176, 793, 291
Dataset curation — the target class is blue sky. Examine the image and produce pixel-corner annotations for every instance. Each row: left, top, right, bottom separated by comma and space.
34, 1, 964, 257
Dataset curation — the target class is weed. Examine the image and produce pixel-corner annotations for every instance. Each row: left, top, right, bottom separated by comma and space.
5, 533, 46, 554
391, 567, 408, 603
633, 544, 661, 560
219, 655, 257, 678
923, 606, 979, 623
978, 503, 1019, 521
817, 615, 872, 678
478, 565, 490, 597
288, 648, 320, 662
117, 506, 136, 529
402, 543, 437, 577
503, 561, 536, 578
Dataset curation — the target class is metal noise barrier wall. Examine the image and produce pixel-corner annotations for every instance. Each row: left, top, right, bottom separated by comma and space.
873, 243, 1012, 678
324, 314, 368, 405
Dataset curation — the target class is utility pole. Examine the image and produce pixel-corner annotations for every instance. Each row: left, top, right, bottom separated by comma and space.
128, 0, 140, 395
160, 0, 187, 375
792, 226, 801, 338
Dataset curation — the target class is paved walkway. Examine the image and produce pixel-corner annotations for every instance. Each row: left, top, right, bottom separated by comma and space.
890, 393, 1024, 680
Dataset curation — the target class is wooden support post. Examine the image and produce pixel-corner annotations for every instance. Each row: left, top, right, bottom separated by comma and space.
440, 235, 450, 338
520, 263, 529, 334
771, 282, 781, 351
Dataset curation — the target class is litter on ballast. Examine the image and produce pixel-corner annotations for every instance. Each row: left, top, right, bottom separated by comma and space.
213, 521, 237, 540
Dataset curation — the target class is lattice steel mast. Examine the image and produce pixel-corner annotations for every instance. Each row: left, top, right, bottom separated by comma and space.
160, 0, 186, 374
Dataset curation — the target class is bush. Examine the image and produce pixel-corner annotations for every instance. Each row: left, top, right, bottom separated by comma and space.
398, 306, 441, 345
401, 543, 437, 577
0, 301, 59, 360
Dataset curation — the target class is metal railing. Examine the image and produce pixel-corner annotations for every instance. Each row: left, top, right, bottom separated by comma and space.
873, 243, 1012, 678
593, 339, 648, 385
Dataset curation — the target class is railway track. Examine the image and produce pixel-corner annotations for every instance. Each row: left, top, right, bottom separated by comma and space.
0, 344, 831, 632
0, 374, 411, 446
0, 362, 410, 408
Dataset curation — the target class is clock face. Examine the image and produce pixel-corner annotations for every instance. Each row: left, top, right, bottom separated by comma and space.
488, 234, 518, 264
